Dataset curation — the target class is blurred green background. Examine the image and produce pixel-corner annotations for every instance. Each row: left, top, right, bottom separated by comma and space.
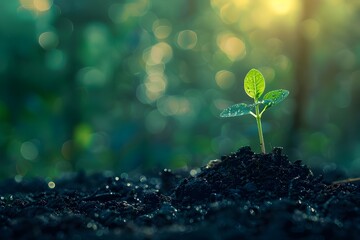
1, 0, 360, 180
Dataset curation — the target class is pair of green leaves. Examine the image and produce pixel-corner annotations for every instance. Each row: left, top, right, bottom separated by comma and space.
220, 69, 289, 118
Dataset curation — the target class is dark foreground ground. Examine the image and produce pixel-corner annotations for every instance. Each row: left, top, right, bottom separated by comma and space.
1, 147, 359, 239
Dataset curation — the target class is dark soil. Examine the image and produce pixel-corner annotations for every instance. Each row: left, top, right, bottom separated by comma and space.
1, 147, 359, 239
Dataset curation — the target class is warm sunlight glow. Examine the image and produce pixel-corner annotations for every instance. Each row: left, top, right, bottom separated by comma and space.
231, 0, 250, 9
212, 0, 249, 9
34, 0, 52, 11
268, 0, 297, 15
217, 33, 246, 61
20, 0, 53, 12
212, 0, 299, 27
220, 4, 240, 23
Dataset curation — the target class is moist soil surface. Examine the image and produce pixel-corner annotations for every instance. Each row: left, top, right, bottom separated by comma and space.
1, 147, 359, 239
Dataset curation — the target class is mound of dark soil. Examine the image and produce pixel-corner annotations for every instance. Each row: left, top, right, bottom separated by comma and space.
1, 147, 359, 239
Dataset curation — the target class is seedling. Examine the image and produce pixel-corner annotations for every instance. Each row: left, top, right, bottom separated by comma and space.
220, 68, 289, 153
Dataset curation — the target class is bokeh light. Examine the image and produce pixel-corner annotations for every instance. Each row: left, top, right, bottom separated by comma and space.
20, 0, 53, 12
45, 49, 67, 70
48, 181, 56, 189
153, 19, 172, 39
20, 141, 39, 161
77, 67, 107, 87
38, 31, 59, 50
157, 96, 191, 117
217, 33, 246, 61
211, 0, 250, 24
108, 0, 149, 23
177, 30, 198, 50
215, 70, 236, 89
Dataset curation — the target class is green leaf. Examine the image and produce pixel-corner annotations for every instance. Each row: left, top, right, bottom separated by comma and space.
262, 89, 289, 107
244, 69, 265, 100
220, 103, 254, 118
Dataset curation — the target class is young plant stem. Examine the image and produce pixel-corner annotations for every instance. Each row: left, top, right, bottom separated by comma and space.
255, 103, 266, 153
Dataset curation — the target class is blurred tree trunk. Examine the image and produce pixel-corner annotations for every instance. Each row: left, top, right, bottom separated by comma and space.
57, 10, 91, 170
62, 27, 82, 171
288, 0, 321, 151
58, 2, 120, 170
